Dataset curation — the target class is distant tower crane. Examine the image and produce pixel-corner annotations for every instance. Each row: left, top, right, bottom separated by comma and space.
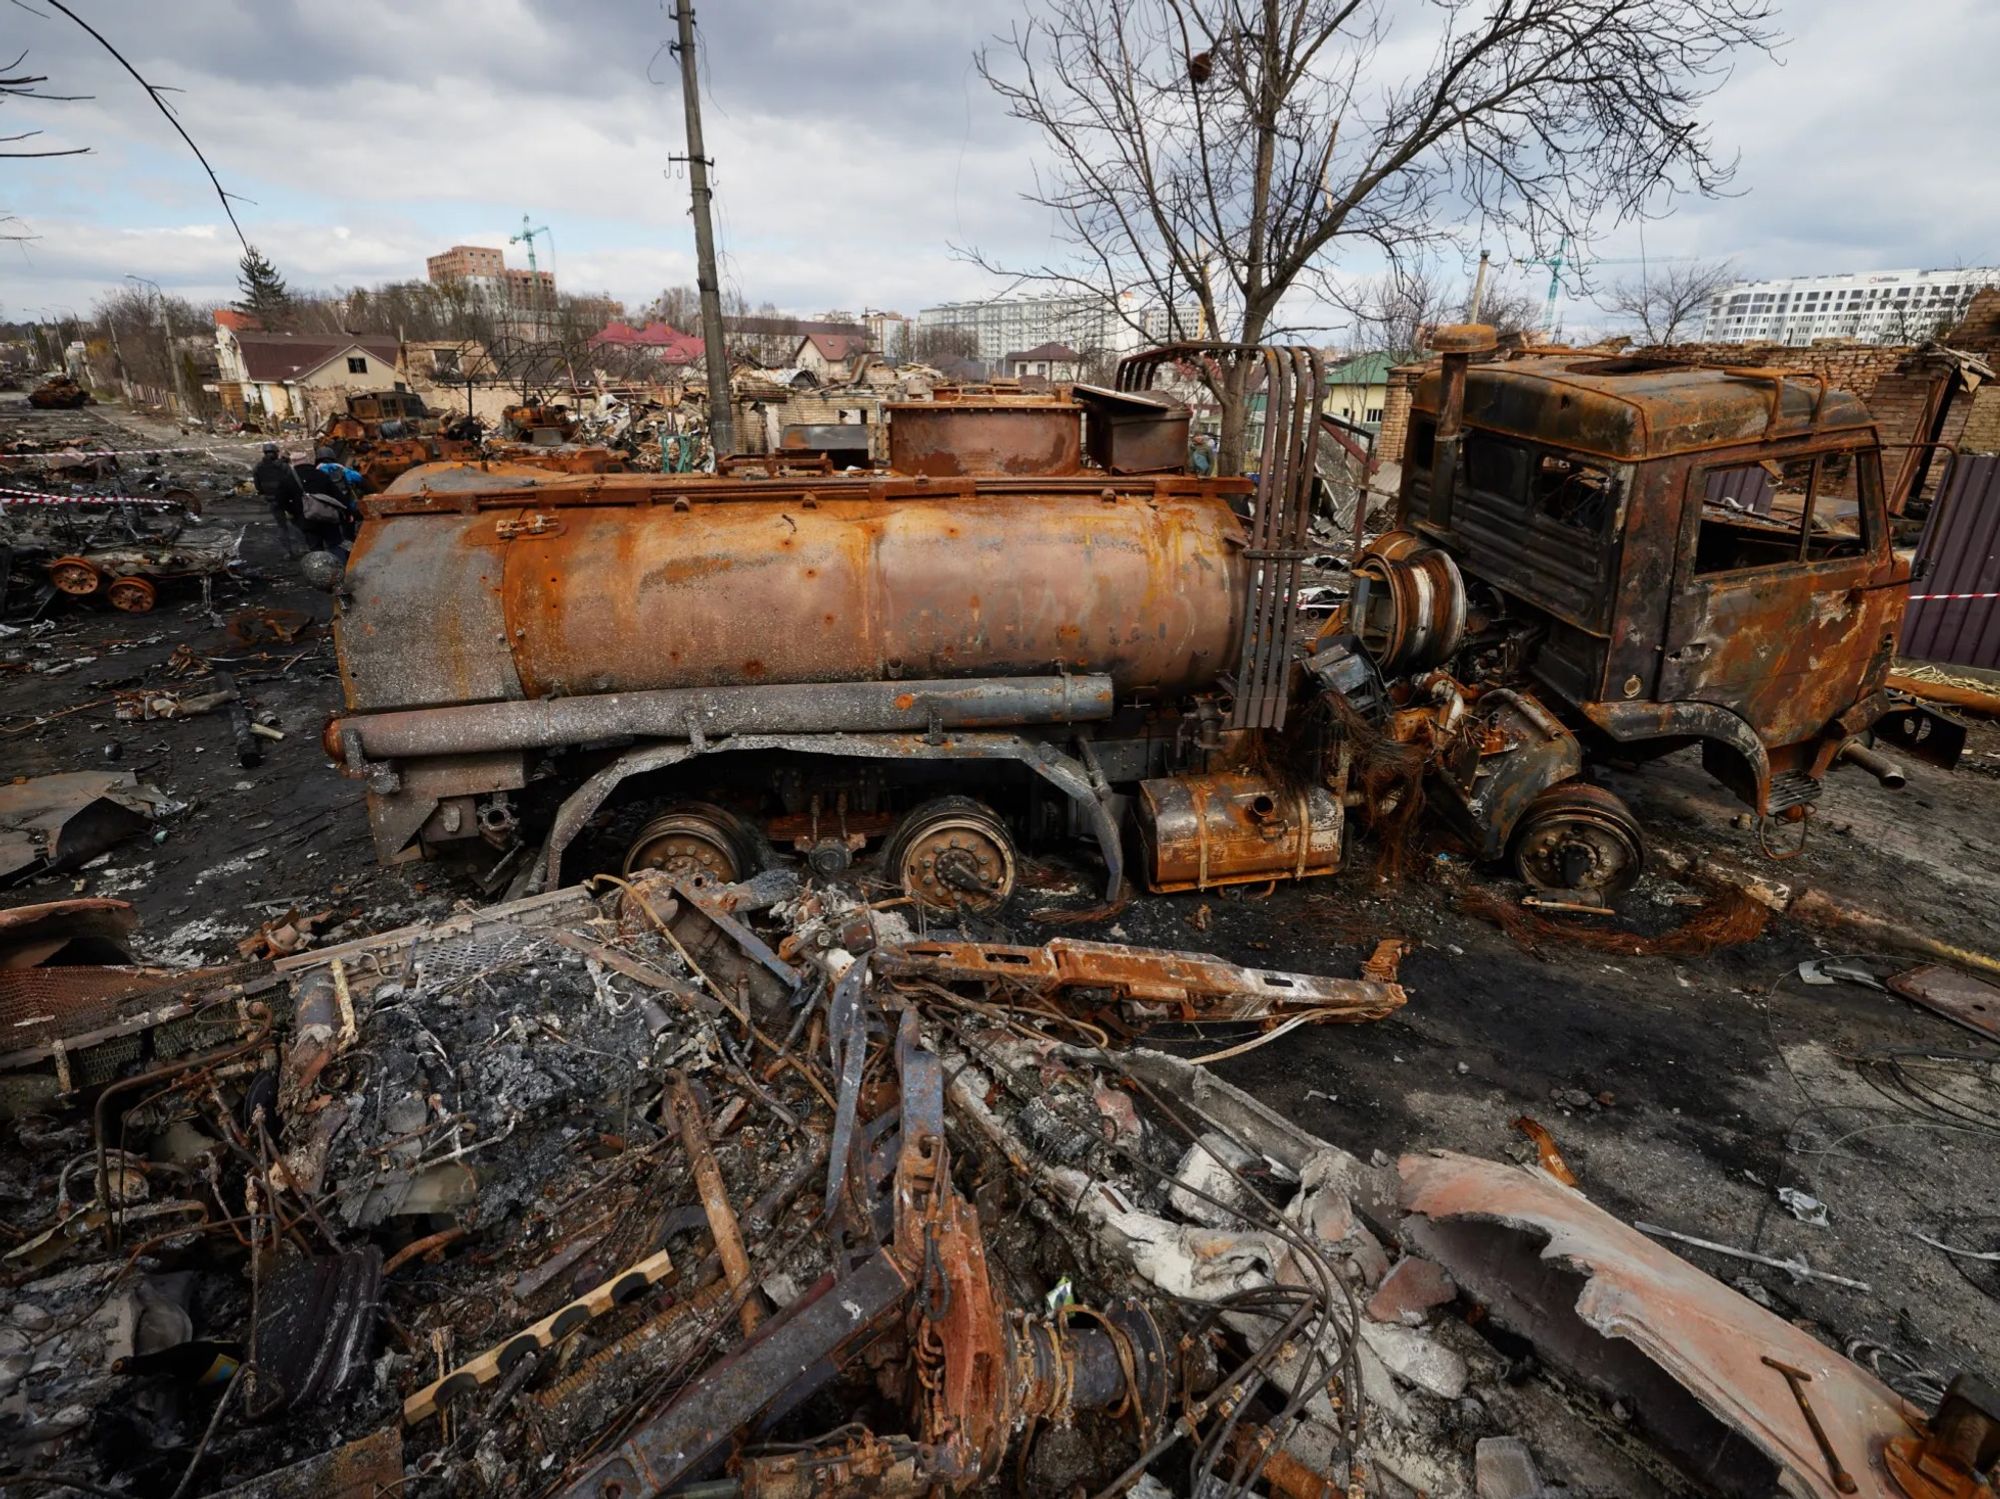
510, 214, 554, 337
1514, 235, 1703, 339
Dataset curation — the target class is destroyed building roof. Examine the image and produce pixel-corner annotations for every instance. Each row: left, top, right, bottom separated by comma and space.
231, 331, 401, 384
726, 314, 865, 339
212, 308, 258, 333
1411, 354, 1877, 460
1006, 340, 1082, 364
591, 321, 704, 362
797, 330, 869, 362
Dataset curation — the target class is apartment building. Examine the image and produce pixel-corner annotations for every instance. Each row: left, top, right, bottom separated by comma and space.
426, 244, 555, 311
915, 291, 1196, 362
1700, 267, 2000, 346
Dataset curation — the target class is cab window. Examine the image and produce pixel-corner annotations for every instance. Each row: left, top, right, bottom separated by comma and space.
1694, 451, 1874, 574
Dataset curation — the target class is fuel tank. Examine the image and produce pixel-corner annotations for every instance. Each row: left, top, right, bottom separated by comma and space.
337, 472, 1250, 713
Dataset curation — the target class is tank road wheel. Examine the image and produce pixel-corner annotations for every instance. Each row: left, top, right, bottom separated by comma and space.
623, 802, 760, 884
1509, 782, 1645, 901
883, 796, 1017, 913
49, 556, 101, 595
105, 576, 158, 614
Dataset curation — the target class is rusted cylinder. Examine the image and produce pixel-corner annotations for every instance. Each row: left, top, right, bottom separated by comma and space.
1838, 739, 1907, 788
338, 490, 1244, 711
328, 675, 1114, 761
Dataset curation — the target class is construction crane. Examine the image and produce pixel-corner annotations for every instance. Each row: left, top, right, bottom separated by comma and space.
510, 213, 554, 336
1515, 236, 1703, 337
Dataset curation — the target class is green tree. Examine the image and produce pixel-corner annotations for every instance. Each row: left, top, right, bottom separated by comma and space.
234, 245, 294, 328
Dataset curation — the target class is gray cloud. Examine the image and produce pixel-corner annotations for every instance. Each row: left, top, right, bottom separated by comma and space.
1, 1, 1993, 328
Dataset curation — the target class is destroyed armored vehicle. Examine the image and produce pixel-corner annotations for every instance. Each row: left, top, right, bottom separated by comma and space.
325, 337, 1925, 906
315, 390, 481, 492
27, 375, 91, 410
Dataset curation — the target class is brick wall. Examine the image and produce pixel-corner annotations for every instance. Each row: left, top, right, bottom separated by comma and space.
1943, 290, 2000, 455
1376, 365, 1427, 468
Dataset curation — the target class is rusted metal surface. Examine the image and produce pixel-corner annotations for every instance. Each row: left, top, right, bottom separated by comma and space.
1885, 964, 2000, 1043
885, 392, 1081, 476
1407, 355, 1873, 463
1134, 770, 1343, 891
668, 1070, 764, 1337
339, 478, 1245, 712
1884, 1374, 2000, 1499
329, 676, 1113, 761
1400, 1149, 1923, 1498
482, 441, 630, 474
1394, 348, 1906, 823
1901, 454, 2000, 671
1120, 344, 1325, 732
876, 936, 1404, 1022
1075, 383, 1192, 474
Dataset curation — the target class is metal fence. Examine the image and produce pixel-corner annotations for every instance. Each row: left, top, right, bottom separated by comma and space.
1900, 452, 2000, 669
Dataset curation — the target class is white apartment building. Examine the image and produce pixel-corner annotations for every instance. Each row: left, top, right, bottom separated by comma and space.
1699, 267, 2000, 346
916, 292, 1197, 362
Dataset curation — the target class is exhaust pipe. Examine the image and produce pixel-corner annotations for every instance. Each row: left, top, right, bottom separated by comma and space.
1840, 739, 1907, 789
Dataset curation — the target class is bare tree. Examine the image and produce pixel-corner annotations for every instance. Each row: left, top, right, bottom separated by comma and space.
644, 284, 701, 329
1602, 258, 1737, 344
972, 0, 1777, 470
1350, 264, 1540, 361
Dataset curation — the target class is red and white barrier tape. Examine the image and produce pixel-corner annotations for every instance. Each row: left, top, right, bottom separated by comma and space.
1908, 590, 2000, 601
0, 439, 262, 460
0, 486, 183, 508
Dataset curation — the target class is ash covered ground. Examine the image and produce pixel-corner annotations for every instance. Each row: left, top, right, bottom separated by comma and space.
3, 393, 1998, 1495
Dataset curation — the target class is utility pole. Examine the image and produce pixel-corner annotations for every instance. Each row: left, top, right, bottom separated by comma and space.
672, 5, 734, 456
104, 314, 132, 403
1467, 249, 1492, 322
127, 274, 189, 415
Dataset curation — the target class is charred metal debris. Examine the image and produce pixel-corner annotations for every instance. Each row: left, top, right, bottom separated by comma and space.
326, 333, 1953, 916
3, 874, 1994, 1499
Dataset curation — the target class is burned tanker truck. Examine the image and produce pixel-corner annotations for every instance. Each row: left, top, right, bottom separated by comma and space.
326, 333, 1925, 907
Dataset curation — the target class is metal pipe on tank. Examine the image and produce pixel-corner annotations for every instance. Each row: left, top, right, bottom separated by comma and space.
328, 675, 1116, 762
1424, 324, 1498, 533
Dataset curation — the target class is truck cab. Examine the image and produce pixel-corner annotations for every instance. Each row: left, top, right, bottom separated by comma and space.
1399, 352, 1906, 824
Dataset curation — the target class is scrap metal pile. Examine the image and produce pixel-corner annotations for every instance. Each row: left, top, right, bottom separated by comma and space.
0, 489, 241, 618
3, 872, 1989, 1498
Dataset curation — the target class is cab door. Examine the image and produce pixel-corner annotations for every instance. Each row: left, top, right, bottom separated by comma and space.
1659, 447, 1901, 752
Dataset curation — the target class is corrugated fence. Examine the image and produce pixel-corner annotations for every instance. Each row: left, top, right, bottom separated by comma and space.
1900, 453, 2000, 669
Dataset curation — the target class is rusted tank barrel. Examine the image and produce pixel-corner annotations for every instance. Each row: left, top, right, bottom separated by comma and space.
328, 675, 1114, 761
1839, 739, 1907, 788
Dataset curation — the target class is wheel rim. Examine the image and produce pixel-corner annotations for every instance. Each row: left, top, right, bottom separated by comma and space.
1512, 785, 1644, 898
50, 558, 99, 595
106, 577, 157, 613
892, 808, 1016, 912
623, 807, 748, 882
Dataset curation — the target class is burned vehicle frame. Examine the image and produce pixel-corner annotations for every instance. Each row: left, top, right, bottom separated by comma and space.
326, 345, 1341, 907
324, 333, 1932, 908
1349, 329, 1933, 893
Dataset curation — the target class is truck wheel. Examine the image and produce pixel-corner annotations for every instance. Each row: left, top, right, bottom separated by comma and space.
106, 577, 157, 613
1509, 782, 1645, 900
49, 557, 100, 595
883, 796, 1017, 913
623, 802, 760, 884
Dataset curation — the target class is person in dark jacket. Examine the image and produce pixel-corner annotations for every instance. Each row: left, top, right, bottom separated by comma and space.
251, 442, 310, 554
295, 459, 359, 555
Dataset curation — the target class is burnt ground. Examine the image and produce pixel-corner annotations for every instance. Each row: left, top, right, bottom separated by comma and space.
6, 394, 1999, 1439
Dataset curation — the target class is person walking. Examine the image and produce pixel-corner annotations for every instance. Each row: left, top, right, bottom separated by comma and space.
251, 442, 310, 555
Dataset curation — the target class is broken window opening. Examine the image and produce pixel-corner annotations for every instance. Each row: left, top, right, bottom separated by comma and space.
347, 356, 368, 374
1694, 451, 1873, 575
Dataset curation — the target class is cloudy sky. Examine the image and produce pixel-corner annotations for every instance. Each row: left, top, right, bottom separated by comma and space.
3, 0, 1995, 335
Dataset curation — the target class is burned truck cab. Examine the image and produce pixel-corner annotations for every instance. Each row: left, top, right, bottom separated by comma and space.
1397, 342, 1909, 843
